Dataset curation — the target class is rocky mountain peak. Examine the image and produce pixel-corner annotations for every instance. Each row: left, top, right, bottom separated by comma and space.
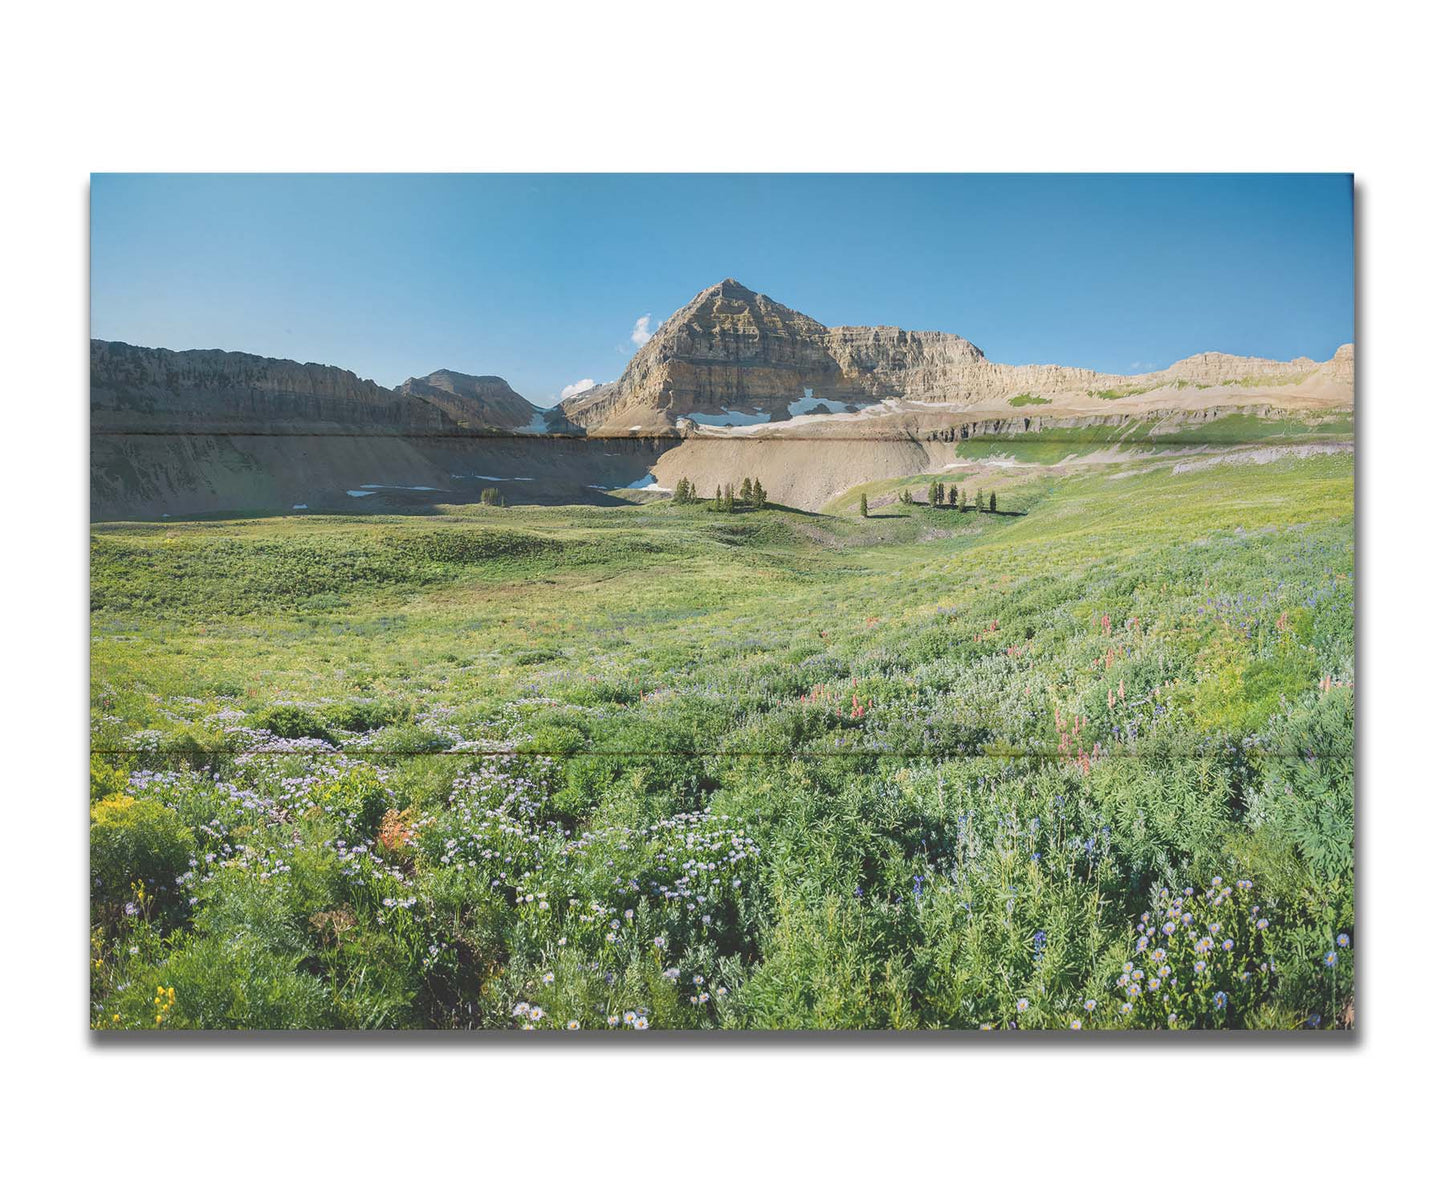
562, 279, 1355, 434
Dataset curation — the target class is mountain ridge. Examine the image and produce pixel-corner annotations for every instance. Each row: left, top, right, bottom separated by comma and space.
562, 278, 1353, 434
398, 368, 579, 434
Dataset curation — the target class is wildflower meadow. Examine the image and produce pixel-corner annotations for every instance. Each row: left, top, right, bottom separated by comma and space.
90, 452, 1355, 1030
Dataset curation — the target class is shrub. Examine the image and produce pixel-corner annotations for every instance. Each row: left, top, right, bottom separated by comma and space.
323, 699, 404, 732
251, 703, 331, 741
515, 649, 560, 666
90, 794, 195, 906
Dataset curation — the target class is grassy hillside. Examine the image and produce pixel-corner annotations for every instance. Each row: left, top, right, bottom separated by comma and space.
90, 453, 1355, 1030
951, 411, 1354, 465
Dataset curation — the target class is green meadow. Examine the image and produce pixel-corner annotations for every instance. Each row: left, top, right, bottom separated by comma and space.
950, 412, 1354, 465
90, 452, 1355, 1030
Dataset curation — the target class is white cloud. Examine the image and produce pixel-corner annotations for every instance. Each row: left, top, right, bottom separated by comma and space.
560, 377, 597, 400
630, 313, 657, 348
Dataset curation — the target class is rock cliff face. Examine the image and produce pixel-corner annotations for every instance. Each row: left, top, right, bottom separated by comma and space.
91, 340, 458, 434
561, 278, 1355, 433
562, 280, 841, 429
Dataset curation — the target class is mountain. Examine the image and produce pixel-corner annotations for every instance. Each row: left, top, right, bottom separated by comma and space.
398, 369, 580, 434
90, 290, 1354, 519
90, 340, 458, 434
562, 278, 1354, 434
90, 341, 611, 519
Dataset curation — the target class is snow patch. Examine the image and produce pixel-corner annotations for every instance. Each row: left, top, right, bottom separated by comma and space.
682, 409, 772, 428
292, 504, 308, 510
787, 388, 850, 417
358, 484, 439, 491
692, 399, 897, 437
346, 490, 375, 498
589, 475, 669, 493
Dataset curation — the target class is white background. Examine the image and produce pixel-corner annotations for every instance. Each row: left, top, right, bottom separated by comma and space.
3, 2, 1441, 1198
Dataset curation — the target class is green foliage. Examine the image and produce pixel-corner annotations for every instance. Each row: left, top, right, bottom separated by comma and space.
90, 794, 195, 905
90, 452, 1355, 1029
1007, 393, 1051, 407
252, 703, 331, 740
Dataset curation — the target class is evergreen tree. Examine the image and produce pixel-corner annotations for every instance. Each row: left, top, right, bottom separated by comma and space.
901, 487, 912, 505
958, 488, 967, 513
724, 481, 735, 512
755, 481, 767, 507
741, 476, 753, 507
976, 489, 984, 512
948, 484, 958, 507
989, 491, 997, 513
714, 484, 722, 511
859, 493, 868, 517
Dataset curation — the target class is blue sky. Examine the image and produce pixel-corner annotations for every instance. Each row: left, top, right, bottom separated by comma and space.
91, 174, 1354, 406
